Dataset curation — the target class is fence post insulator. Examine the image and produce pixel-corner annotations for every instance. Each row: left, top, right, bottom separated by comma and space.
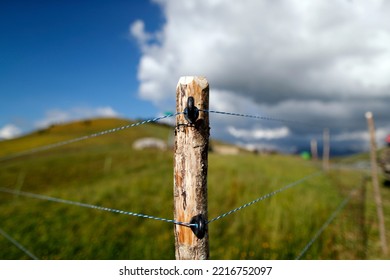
184, 96, 199, 124
190, 214, 207, 239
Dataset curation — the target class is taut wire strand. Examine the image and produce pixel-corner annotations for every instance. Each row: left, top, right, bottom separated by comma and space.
208, 171, 322, 224
0, 187, 194, 228
295, 181, 363, 260
200, 109, 317, 127
0, 228, 39, 260
0, 113, 181, 162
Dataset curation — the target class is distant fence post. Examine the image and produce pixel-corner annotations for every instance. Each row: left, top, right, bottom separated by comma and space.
311, 139, 318, 161
322, 128, 330, 170
365, 111, 388, 255
174, 76, 210, 260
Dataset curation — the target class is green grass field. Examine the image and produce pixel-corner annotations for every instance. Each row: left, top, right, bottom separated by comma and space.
0, 118, 389, 259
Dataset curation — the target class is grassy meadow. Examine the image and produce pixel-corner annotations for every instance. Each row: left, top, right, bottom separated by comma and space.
0, 118, 389, 260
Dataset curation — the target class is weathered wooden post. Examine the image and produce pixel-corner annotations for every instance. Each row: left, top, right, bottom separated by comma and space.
365, 111, 388, 255
322, 128, 330, 170
174, 76, 210, 260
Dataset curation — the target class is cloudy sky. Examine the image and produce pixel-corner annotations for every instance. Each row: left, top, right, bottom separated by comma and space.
2, 0, 390, 155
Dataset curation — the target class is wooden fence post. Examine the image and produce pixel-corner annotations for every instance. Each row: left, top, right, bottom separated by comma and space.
323, 128, 330, 171
365, 111, 388, 255
174, 76, 210, 260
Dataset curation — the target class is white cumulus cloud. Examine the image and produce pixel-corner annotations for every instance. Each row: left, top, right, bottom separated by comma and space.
228, 126, 290, 140
0, 124, 22, 140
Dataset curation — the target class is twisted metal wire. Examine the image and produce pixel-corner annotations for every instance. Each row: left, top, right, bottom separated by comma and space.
0, 228, 39, 260
295, 180, 364, 260
0, 113, 181, 162
200, 109, 317, 127
208, 171, 323, 224
0, 187, 194, 228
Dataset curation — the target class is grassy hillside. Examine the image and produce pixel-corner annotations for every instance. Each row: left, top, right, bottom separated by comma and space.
0, 118, 389, 260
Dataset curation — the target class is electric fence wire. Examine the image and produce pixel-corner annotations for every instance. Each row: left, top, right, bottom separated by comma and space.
0, 109, 320, 163
0, 113, 181, 162
208, 171, 323, 224
0, 227, 39, 260
200, 109, 318, 127
0, 187, 195, 228
295, 185, 361, 260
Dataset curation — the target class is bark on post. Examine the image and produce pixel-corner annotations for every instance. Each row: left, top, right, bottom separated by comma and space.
174, 76, 210, 260
365, 111, 388, 255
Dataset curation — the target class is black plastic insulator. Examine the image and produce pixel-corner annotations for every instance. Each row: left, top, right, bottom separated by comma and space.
184, 97, 199, 124
190, 214, 207, 239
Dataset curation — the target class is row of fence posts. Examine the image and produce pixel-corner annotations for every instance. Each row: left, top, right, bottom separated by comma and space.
172, 76, 387, 259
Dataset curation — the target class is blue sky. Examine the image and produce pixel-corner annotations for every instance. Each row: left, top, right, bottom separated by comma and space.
1, 0, 164, 135
1, 0, 390, 155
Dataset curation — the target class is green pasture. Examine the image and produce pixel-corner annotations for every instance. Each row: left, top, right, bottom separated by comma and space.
0, 118, 389, 259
